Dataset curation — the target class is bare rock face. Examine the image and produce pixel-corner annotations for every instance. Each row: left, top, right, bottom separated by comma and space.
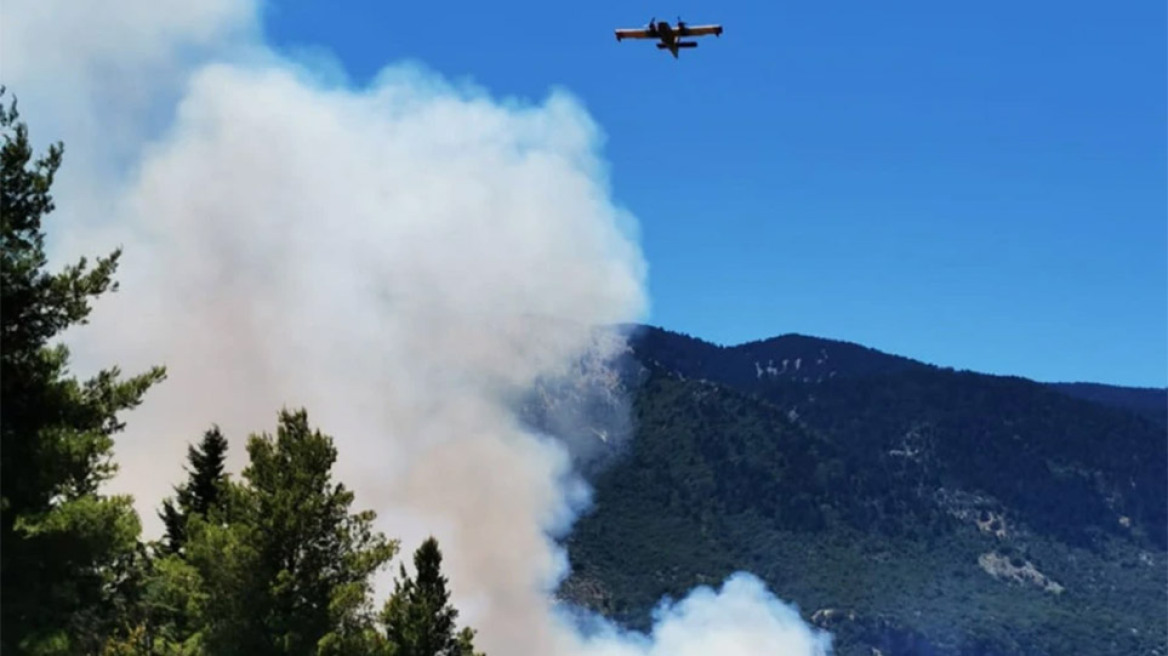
810, 607, 857, 625
977, 551, 1065, 594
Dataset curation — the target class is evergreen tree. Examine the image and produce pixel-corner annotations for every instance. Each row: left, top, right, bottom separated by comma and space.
1, 88, 167, 653
159, 501, 186, 556
185, 408, 398, 654
100, 427, 233, 652
382, 537, 484, 656
159, 425, 230, 555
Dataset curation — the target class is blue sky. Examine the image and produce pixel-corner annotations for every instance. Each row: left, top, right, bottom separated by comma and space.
261, 0, 1165, 387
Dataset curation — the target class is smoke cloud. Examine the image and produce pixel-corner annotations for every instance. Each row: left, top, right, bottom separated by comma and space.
1, 1, 832, 654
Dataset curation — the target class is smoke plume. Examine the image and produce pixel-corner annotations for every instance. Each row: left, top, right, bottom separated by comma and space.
1, 1, 832, 654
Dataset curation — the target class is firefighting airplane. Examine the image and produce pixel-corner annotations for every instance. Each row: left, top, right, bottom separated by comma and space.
614, 17, 723, 58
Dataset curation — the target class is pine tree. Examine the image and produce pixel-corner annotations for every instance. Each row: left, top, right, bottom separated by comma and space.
185, 408, 398, 654
182, 425, 229, 517
382, 537, 484, 656
159, 425, 230, 555
0, 87, 167, 653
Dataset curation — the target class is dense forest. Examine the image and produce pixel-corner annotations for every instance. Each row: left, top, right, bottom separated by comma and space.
1, 91, 484, 655
561, 328, 1167, 656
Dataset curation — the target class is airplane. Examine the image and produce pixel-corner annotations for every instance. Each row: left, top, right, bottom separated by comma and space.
614, 17, 723, 58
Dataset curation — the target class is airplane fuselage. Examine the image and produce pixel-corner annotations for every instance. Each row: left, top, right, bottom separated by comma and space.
655, 21, 677, 43
652, 22, 696, 58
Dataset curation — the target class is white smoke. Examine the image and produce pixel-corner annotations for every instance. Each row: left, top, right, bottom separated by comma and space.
1, 2, 832, 654
573, 573, 831, 656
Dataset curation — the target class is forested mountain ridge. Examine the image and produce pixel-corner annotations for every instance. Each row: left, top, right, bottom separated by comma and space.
625, 325, 1167, 550
617, 324, 932, 388
1046, 382, 1167, 426
625, 324, 1166, 425
559, 325, 1167, 656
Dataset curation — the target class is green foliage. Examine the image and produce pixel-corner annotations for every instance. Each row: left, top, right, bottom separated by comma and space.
381, 537, 483, 656
132, 414, 493, 656
160, 426, 230, 555
183, 409, 400, 654
106, 413, 416, 655
1, 87, 166, 654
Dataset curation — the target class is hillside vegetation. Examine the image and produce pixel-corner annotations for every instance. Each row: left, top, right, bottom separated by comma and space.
561, 327, 1167, 656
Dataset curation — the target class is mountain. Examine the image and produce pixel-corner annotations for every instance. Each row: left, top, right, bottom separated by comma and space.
629, 325, 1166, 425
1045, 382, 1167, 427
623, 325, 932, 387
557, 325, 1167, 656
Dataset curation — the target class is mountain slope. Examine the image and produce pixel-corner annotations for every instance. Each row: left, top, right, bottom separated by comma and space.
626, 325, 933, 389
627, 326, 1166, 551
559, 326, 1168, 656
629, 324, 1167, 424
1046, 382, 1167, 426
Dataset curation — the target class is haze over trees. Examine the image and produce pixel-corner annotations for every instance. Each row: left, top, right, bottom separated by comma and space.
1, 89, 483, 656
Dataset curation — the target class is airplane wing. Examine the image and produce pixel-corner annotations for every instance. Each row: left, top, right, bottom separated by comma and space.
615, 28, 655, 40
678, 24, 723, 37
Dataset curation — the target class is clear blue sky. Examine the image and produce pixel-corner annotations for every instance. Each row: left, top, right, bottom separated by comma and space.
261, 0, 1166, 387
